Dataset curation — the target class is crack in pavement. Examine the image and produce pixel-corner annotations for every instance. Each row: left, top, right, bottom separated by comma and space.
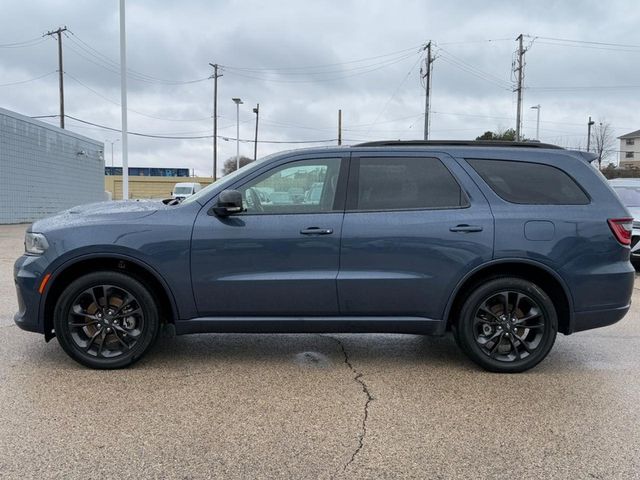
326, 336, 374, 475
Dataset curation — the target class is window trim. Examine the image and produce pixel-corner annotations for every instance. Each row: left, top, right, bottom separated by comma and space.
345, 156, 471, 213
465, 158, 591, 206
210, 156, 350, 216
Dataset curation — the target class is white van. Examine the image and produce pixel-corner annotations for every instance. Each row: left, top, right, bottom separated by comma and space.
172, 182, 202, 200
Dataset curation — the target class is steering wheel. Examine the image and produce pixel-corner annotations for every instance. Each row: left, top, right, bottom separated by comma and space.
246, 187, 264, 213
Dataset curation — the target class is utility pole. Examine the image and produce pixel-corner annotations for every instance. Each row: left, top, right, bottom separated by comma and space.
421, 41, 434, 140
252, 104, 259, 161
587, 116, 595, 152
514, 34, 526, 141
338, 109, 342, 146
208, 63, 222, 180
44, 26, 67, 128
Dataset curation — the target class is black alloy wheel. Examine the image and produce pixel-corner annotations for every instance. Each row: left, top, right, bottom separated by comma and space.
454, 277, 557, 373
54, 271, 160, 369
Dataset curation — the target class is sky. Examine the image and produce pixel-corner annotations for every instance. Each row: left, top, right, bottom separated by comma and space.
1, 0, 639, 176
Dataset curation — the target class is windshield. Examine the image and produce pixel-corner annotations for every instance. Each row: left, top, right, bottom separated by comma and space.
613, 185, 640, 207
181, 152, 282, 205
173, 187, 193, 194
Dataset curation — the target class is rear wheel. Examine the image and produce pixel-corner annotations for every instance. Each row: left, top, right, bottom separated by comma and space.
453, 277, 557, 373
53, 271, 160, 369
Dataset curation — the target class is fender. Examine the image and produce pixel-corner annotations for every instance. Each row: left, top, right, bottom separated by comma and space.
442, 257, 575, 332
39, 247, 180, 339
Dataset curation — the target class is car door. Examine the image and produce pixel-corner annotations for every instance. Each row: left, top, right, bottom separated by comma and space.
191, 155, 348, 316
337, 151, 494, 320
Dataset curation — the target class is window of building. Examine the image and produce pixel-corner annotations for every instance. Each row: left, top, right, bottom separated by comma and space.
467, 159, 589, 205
626, 139, 635, 146
626, 152, 635, 159
352, 157, 468, 210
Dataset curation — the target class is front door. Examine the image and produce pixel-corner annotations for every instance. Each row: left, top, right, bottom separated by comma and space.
337, 152, 494, 320
191, 155, 348, 316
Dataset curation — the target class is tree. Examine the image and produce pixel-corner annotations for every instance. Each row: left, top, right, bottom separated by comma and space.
222, 155, 253, 176
592, 120, 615, 170
476, 128, 518, 141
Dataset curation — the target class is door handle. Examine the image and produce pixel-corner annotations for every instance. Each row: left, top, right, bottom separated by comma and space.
300, 227, 333, 235
450, 224, 483, 233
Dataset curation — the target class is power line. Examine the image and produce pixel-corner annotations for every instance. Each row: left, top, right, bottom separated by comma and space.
0, 71, 57, 87
62, 29, 210, 85
0, 36, 46, 48
364, 50, 425, 136
63, 115, 338, 143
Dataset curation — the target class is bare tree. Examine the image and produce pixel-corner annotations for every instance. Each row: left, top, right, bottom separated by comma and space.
222, 155, 253, 176
592, 120, 615, 170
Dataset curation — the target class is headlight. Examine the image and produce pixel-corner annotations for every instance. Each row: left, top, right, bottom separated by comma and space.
25, 232, 49, 255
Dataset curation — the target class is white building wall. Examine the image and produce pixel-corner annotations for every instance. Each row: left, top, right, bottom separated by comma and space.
0, 108, 104, 224
619, 136, 640, 168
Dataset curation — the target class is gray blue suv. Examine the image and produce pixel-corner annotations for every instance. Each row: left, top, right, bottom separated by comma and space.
14, 141, 635, 372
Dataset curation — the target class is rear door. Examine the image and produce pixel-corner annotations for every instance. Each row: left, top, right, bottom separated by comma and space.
337, 151, 494, 320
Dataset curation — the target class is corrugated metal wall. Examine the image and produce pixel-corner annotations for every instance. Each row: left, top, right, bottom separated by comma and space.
0, 108, 105, 224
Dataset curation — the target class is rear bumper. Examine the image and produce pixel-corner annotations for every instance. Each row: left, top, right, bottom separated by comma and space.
572, 303, 631, 333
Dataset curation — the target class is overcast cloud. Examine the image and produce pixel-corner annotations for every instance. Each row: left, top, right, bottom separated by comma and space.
1, 0, 639, 175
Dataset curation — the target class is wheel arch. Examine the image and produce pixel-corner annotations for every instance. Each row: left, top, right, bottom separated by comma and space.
41, 253, 178, 341
444, 259, 574, 335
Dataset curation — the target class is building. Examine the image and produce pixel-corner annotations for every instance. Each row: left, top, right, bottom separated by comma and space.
104, 168, 213, 200
618, 129, 640, 169
0, 108, 105, 224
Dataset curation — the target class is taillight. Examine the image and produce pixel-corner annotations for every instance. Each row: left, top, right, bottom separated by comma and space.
608, 218, 633, 246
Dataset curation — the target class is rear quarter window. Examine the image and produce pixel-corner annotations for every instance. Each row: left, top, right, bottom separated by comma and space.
467, 159, 589, 205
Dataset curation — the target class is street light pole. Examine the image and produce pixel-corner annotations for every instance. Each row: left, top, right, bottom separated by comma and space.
232, 97, 243, 171
252, 104, 259, 162
105, 139, 120, 168
530, 105, 541, 141
587, 116, 595, 152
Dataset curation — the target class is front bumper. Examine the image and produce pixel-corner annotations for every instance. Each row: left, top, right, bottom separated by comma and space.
13, 255, 47, 334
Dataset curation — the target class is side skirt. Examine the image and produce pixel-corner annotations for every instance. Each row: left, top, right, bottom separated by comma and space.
174, 316, 446, 336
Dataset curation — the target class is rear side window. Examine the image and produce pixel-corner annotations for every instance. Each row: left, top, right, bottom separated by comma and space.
353, 157, 468, 210
467, 159, 589, 205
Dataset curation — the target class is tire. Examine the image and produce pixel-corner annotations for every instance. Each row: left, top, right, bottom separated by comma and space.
54, 271, 160, 369
453, 277, 557, 373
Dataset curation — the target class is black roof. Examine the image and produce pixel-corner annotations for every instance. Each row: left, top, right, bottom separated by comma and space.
353, 140, 564, 149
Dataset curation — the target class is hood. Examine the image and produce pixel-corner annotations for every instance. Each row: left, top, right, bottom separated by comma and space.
31, 200, 164, 232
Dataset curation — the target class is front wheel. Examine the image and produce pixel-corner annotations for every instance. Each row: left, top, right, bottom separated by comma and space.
53, 271, 160, 369
453, 277, 557, 373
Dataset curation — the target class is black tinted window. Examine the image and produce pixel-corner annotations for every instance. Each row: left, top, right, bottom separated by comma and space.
355, 157, 467, 210
467, 159, 589, 205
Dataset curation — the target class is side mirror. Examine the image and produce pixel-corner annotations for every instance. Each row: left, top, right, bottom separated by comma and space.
212, 189, 244, 217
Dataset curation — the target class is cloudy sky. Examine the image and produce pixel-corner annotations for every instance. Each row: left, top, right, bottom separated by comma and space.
1, 0, 639, 176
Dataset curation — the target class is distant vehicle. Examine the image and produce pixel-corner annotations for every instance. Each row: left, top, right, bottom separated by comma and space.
14, 141, 634, 372
172, 182, 202, 201
609, 178, 640, 264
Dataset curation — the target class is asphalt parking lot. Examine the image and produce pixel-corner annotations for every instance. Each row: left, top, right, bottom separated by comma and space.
1, 223, 639, 479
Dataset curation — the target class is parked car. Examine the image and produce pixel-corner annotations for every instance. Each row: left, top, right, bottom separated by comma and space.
171, 182, 202, 201
14, 141, 634, 372
609, 178, 640, 265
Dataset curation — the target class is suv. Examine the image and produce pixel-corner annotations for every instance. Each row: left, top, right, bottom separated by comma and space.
14, 141, 634, 372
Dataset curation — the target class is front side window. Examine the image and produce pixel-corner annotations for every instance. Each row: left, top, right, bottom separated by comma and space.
626, 152, 634, 159
626, 139, 635, 146
467, 159, 589, 205
352, 157, 468, 211
238, 158, 341, 214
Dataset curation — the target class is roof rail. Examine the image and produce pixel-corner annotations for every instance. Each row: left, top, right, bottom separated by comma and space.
353, 140, 564, 149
